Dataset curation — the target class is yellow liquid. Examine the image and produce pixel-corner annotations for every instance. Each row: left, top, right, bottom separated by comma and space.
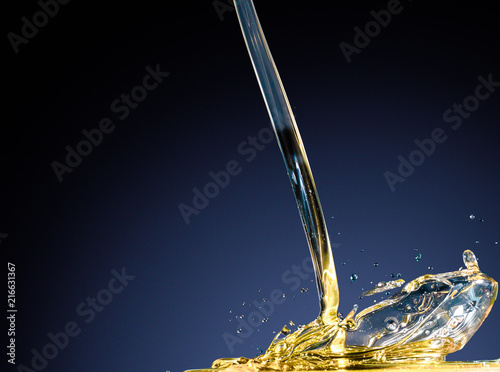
185, 1, 498, 370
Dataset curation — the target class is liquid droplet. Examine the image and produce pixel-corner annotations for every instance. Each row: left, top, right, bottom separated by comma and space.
350, 273, 358, 282
281, 326, 290, 335
463, 250, 479, 271
385, 317, 399, 332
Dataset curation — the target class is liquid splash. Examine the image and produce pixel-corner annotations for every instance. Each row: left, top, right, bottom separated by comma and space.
212, 250, 497, 370
197, 0, 497, 370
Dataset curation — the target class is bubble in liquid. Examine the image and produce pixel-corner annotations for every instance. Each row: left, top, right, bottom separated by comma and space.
374, 262, 379, 267
479, 218, 484, 222
237, 329, 242, 333
386, 291, 391, 295
470, 214, 476, 220
360, 249, 364, 253
282, 293, 286, 298
350, 273, 359, 282
414, 248, 419, 251
262, 318, 269, 322
415, 253, 422, 261
300, 288, 308, 293
391, 273, 396, 278
428, 266, 433, 270
263, 298, 267, 302
258, 289, 262, 292
242, 302, 246, 306
385, 317, 399, 332
397, 273, 401, 277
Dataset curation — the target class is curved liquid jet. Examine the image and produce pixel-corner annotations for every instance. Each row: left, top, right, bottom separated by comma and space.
206, 0, 498, 370
232, 0, 339, 326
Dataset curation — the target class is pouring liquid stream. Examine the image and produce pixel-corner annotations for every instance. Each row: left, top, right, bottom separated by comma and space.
232, 0, 339, 326
208, 0, 498, 369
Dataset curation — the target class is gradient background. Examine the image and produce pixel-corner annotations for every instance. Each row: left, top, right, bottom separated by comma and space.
2, 1, 500, 371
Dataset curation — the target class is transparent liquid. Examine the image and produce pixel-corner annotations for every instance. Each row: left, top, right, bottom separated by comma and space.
204, 1, 498, 370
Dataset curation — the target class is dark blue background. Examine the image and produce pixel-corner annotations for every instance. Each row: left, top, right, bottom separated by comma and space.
2, 1, 499, 371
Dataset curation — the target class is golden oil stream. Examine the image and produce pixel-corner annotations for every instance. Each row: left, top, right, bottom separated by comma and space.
186, 1, 498, 370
